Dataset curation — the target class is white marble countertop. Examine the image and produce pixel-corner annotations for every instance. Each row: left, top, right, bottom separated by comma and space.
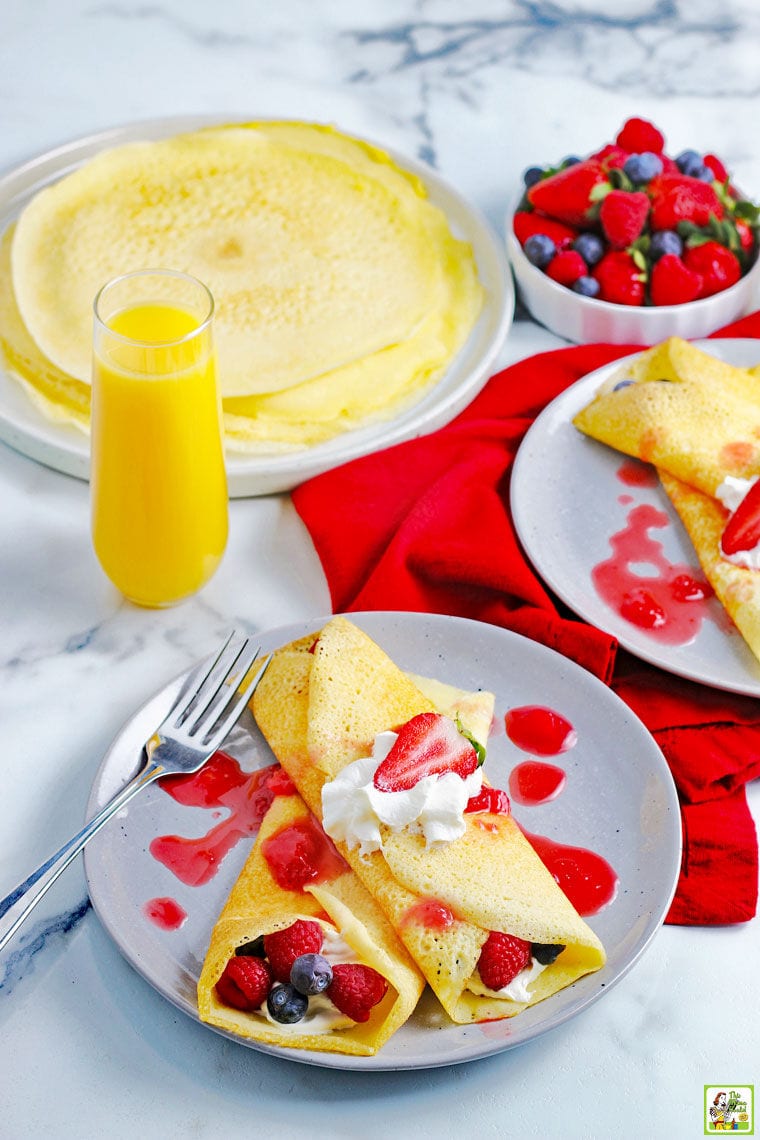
1, 2, 758, 1137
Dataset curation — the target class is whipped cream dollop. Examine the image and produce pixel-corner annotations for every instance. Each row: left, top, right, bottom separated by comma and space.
716, 475, 760, 568
321, 730, 483, 856
469, 958, 549, 1003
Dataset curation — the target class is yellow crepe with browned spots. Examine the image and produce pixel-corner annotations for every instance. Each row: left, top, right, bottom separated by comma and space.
252, 617, 605, 1025
197, 791, 424, 1056
573, 338, 760, 495
659, 470, 760, 664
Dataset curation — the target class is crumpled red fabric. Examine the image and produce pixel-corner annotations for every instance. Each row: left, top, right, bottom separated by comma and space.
292, 312, 760, 925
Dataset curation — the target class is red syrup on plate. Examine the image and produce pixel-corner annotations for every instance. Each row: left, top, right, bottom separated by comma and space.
521, 828, 618, 916
143, 896, 187, 931
592, 502, 713, 643
509, 761, 566, 806
261, 814, 347, 892
149, 752, 295, 887
504, 706, 577, 756
616, 459, 659, 488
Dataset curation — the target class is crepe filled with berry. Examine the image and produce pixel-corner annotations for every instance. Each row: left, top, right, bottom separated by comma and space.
573, 337, 760, 495
251, 617, 606, 1026
659, 470, 760, 663
197, 790, 425, 1055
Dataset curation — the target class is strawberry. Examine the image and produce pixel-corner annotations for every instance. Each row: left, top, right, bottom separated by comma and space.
327, 963, 388, 1022
215, 955, 272, 1011
721, 479, 760, 556
735, 218, 755, 254
683, 241, 741, 297
464, 786, 510, 815
649, 253, 703, 305
703, 152, 728, 182
512, 210, 578, 249
615, 117, 665, 155
264, 919, 323, 983
593, 251, 645, 305
591, 142, 629, 170
527, 158, 610, 226
649, 174, 724, 229
477, 932, 532, 991
545, 249, 587, 286
373, 712, 479, 792
599, 189, 650, 248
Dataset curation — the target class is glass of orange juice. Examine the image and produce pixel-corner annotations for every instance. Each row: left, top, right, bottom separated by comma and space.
91, 269, 228, 607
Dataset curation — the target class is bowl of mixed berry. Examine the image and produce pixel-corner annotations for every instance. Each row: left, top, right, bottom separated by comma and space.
507, 116, 760, 344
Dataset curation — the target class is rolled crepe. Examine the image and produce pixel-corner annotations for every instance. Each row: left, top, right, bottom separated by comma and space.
252, 617, 606, 1025
573, 337, 760, 496
659, 469, 760, 664
197, 790, 424, 1055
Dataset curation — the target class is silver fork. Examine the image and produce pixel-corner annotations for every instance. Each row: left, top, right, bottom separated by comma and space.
0, 634, 271, 953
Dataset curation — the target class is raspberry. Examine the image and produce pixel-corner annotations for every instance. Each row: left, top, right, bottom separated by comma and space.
327, 963, 389, 1023
593, 251, 645, 306
264, 919, 323, 983
599, 189, 650, 249
649, 253, 703, 306
477, 931, 532, 991
683, 241, 742, 298
545, 249, 587, 286
215, 955, 272, 1011
615, 117, 665, 155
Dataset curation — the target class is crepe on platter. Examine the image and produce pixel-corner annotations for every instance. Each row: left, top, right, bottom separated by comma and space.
197, 791, 424, 1056
251, 617, 606, 1026
3, 121, 483, 451
573, 337, 760, 495
574, 337, 760, 664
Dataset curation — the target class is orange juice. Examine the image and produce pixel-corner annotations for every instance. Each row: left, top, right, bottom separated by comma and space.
91, 281, 228, 607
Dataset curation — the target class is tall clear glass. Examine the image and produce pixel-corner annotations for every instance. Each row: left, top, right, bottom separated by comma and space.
91, 270, 228, 607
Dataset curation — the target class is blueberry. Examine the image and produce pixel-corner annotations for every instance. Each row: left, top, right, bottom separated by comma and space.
694, 163, 715, 182
572, 275, 600, 298
531, 942, 566, 965
622, 151, 663, 184
523, 166, 545, 188
562, 155, 581, 167
573, 232, 605, 267
267, 983, 308, 1024
675, 149, 704, 177
235, 935, 266, 957
612, 379, 635, 391
523, 233, 556, 268
290, 953, 333, 996
649, 230, 683, 261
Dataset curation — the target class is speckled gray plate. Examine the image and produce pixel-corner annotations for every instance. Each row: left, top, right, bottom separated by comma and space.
83, 612, 680, 1070
511, 338, 760, 696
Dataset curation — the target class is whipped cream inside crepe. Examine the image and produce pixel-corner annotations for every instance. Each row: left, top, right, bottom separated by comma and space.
251, 617, 606, 1025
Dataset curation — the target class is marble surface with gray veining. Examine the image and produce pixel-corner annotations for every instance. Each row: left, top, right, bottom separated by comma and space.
0, 2, 758, 1137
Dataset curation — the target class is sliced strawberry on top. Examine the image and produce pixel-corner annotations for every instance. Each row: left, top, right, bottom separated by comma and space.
721, 479, 760, 556
373, 712, 480, 792
526, 158, 610, 226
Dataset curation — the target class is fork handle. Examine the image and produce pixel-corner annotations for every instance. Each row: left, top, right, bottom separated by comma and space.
0, 759, 164, 954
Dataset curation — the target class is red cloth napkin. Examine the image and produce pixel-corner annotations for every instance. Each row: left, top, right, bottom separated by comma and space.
292, 312, 760, 925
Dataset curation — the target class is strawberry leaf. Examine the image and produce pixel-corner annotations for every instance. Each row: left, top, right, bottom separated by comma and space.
455, 718, 486, 766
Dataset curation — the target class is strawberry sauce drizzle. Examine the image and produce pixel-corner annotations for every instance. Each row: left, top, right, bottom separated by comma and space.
261, 814, 347, 892
616, 459, 659, 488
592, 502, 713, 643
401, 899, 456, 931
509, 761, 566, 806
505, 706, 577, 756
143, 897, 187, 931
521, 828, 618, 916
149, 752, 295, 887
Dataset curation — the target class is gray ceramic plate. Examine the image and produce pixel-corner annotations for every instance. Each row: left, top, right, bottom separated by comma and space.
83, 612, 680, 1070
511, 339, 760, 696
0, 117, 513, 496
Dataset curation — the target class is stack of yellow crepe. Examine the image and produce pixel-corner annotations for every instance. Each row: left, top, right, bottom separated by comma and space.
249, 617, 605, 1027
573, 336, 760, 662
0, 122, 483, 452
